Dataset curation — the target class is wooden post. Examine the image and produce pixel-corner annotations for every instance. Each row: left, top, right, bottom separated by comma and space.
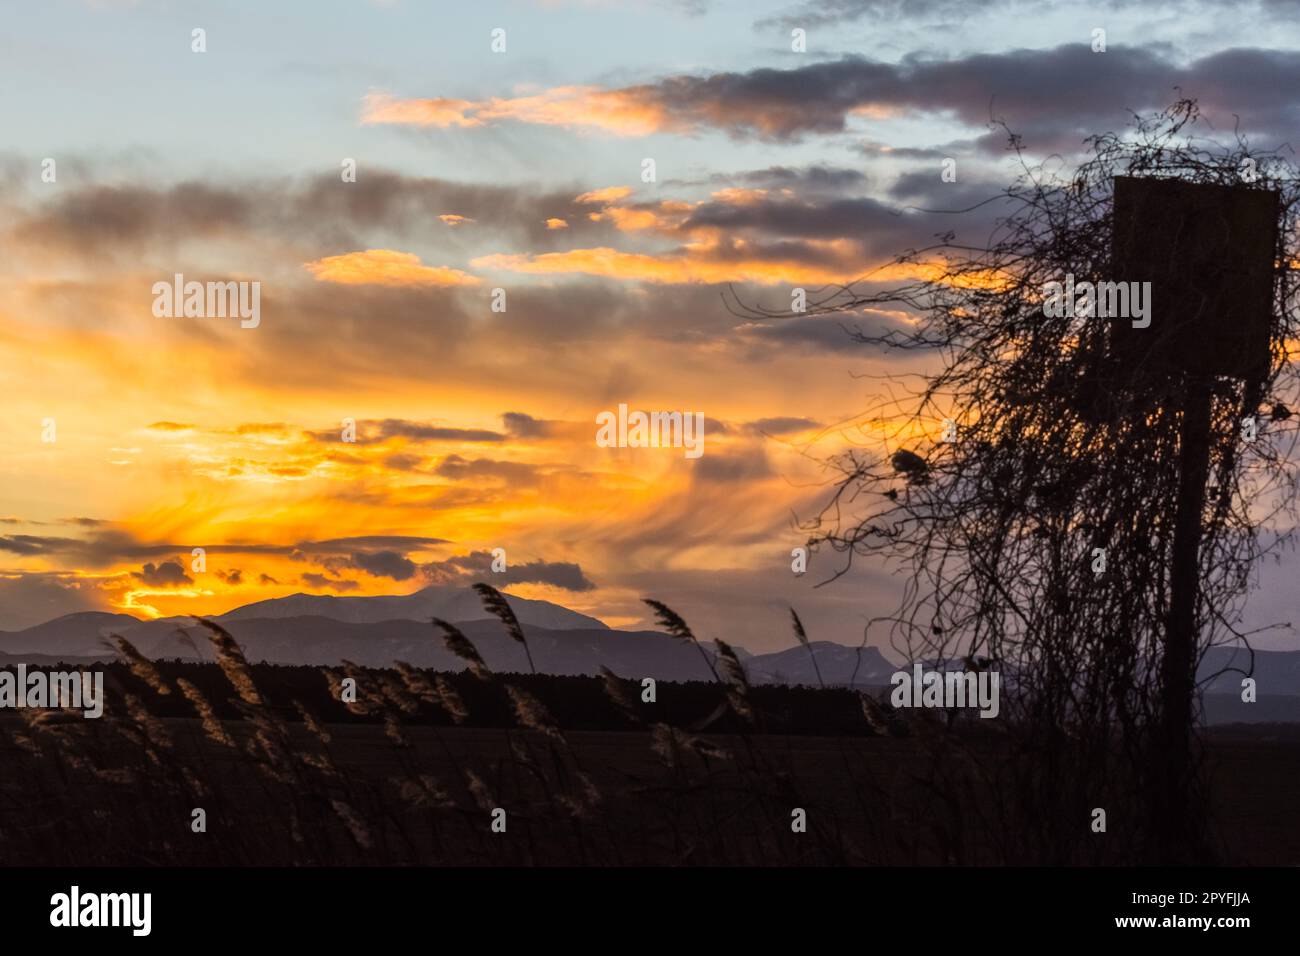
1157, 376, 1212, 860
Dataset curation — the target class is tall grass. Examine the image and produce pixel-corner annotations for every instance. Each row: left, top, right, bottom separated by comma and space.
0, 593, 1183, 865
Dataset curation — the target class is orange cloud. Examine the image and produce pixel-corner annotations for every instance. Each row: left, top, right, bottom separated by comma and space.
471, 242, 990, 288
362, 87, 674, 136
575, 186, 633, 204
304, 250, 480, 288
472, 246, 869, 286
578, 190, 694, 233
545, 218, 569, 230
711, 187, 769, 205
439, 214, 475, 226
361, 93, 483, 128
592, 203, 693, 233
599, 206, 663, 232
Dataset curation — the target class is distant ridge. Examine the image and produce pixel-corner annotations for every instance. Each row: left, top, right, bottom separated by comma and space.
217, 583, 608, 631
0, 611, 143, 657
1, 591, 1297, 724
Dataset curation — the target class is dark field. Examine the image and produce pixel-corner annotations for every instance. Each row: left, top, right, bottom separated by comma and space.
3, 705, 1297, 866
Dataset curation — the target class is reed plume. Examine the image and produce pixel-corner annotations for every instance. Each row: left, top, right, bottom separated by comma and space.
473, 582, 536, 673
434, 675, 469, 724
714, 638, 754, 724
643, 598, 719, 681
432, 618, 492, 680
464, 769, 496, 813
859, 692, 890, 736
177, 677, 235, 747
789, 607, 824, 688
330, 799, 374, 849
193, 617, 263, 706
395, 661, 437, 704
598, 666, 643, 725
110, 635, 172, 695
505, 683, 565, 742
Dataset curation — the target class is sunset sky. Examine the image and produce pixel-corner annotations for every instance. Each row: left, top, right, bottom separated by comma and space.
3, 0, 1300, 650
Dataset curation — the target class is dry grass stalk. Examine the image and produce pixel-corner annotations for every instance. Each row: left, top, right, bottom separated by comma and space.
650, 723, 730, 767
464, 769, 496, 813
394, 661, 437, 703
789, 607, 825, 688
177, 677, 235, 747
396, 774, 453, 810
323, 666, 372, 716
432, 618, 492, 681
433, 676, 469, 724
383, 713, 408, 747
193, 618, 263, 706
124, 692, 174, 752
643, 598, 720, 681
505, 683, 565, 742
714, 638, 754, 723
473, 582, 537, 672
292, 698, 331, 745
859, 692, 890, 736
330, 799, 374, 849
598, 666, 643, 725
111, 635, 172, 695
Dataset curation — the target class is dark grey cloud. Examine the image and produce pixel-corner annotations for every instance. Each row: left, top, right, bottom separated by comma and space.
349, 550, 418, 581
683, 195, 899, 238
382, 452, 426, 472
857, 140, 975, 160
301, 573, 361, 592
293, 535, 449, 555
670, 164, 869, 192
9, 528, 449, 569
366, 419, 505, 443
0, 535, 82, 556
217, 568, 244, 586
669, 180, 1012, 268
693, 447, 773, 483
628, 45, 1300, 147
758, 0, 1300, 30
50, 531, 290, 567
745, 416, 821, 435
16, 182, 253, 256
422, 550, 597, 591
308, 418, 504, 445
742, 165, 869, 190
133, 560, 193, 587
887, 171, 1016, 219
758, 0, 1005, 28
12, 170, 616, 257
285, 170, 626, 250
285, 537, 452, 584
502, 411, 559, 439
292, 535, 454, 580
434, 455, 541, 485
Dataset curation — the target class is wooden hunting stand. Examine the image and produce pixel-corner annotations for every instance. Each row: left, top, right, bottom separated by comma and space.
1110, 176, 1278, 859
